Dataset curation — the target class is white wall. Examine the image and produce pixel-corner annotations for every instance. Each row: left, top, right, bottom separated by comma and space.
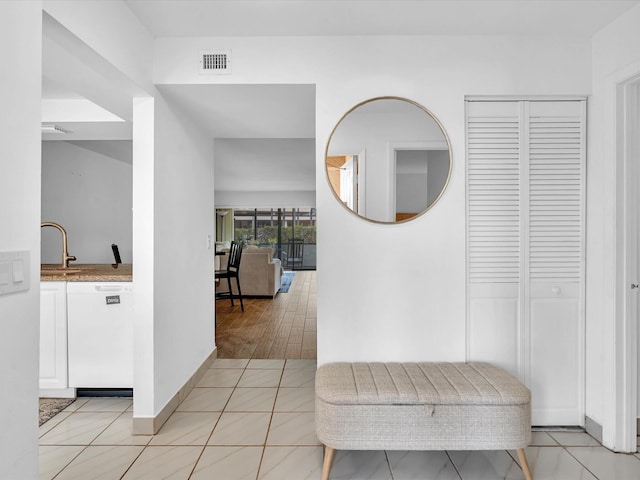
0, 2, 42, 479
44, 0, 154, 95
214, 138, 315, 207
41, 141, 133, 264
153, 34, 591, 366
589, 3, 640, 449
216, 190, 316, 208
143, 93, 216, 417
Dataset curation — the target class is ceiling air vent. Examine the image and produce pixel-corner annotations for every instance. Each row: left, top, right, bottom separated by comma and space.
199, 50, 232, 75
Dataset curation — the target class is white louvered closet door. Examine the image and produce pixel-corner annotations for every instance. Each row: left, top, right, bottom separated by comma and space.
466, 99, 586, 426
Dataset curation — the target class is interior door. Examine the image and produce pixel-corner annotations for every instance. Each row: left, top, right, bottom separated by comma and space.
339, 156, 356, 210
467, 100, 523, 378
357, 148, 366, 217
527, 100, 586, 425
466, 98, 586, 426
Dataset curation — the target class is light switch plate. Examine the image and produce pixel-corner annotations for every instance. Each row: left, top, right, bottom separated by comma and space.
0, 251, 30, 296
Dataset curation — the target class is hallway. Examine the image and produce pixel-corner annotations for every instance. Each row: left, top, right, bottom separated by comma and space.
215, 271, 317, 359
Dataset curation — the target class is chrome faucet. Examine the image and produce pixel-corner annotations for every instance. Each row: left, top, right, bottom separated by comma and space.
41, 222, 77, 268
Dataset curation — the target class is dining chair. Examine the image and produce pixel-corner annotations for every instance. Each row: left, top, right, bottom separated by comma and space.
215, 241, 244, 311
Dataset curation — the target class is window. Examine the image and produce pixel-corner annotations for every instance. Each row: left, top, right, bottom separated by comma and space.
233, 208, 316, 270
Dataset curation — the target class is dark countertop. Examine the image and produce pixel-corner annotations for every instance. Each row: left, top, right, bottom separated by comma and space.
40, 264, 132, 282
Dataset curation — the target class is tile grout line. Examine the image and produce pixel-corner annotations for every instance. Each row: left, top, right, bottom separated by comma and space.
254, 361, 286, 480
47, 400, 132, 480
383, 450, 396, 480
444, 451, 464, 480
562, 445, 604, 480
186, 360, 247, 480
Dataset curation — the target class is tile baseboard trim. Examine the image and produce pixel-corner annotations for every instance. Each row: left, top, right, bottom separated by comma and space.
585, 415, 603, 444
132, 347, 217, 435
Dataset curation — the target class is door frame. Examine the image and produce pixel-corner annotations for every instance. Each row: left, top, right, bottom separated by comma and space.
387, 141, 448, 222
616, 73, 640, 451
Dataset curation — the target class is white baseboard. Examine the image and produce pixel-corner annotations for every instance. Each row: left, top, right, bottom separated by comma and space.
585, 415, 603, 444
133, 347, 217, 435
40, 388, 76, 399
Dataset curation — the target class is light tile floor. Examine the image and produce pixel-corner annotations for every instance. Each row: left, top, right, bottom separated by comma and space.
39, 359, 640, 479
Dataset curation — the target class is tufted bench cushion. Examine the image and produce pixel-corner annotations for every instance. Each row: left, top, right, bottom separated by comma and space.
315, 362, 533, 479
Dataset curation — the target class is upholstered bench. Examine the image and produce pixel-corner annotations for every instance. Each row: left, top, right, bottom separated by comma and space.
315, 362, 533, 480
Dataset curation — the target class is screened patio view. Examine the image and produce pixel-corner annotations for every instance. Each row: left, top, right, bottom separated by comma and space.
233, 208, 317, 270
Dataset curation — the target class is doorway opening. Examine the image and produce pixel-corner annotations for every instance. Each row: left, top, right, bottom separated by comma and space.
389, 142, 449, 222
327, 154, 364, 215
215, 206, 317, 359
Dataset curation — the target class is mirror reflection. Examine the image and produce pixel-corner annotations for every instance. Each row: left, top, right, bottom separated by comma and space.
326, 97, 451, 223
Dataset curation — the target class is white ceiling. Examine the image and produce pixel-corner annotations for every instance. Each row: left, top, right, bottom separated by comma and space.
125, 0, 640, 38
42, 1, 640, 143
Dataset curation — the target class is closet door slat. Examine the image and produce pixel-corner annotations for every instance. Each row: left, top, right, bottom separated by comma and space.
528, 114, 583, 283
467, 113, 520, 284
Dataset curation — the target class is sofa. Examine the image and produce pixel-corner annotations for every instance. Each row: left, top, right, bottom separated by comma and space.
215, 246, 282, 298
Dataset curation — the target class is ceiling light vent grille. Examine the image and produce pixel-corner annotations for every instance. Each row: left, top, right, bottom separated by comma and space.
199, 50, 232, 75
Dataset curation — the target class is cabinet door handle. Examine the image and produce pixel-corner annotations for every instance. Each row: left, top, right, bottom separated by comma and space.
632, 284, 639, 289
551, 287, 561, 294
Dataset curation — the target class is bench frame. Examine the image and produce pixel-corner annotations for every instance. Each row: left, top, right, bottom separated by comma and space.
320, 445, 532, 480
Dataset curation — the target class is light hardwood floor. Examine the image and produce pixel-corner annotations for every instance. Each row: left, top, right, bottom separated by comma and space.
215, 270, 317, 359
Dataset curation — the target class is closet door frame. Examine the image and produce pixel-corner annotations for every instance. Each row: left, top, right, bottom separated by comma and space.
465, 95, 586, 426
612, 73, 640, 451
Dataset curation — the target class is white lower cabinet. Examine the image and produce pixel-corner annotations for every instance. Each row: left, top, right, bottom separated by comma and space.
40, 281, 134, 393
67, 282, 134, 388
39, 282, 74, 397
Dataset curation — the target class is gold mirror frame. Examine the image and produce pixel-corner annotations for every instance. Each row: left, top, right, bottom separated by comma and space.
325, 96, 452, 224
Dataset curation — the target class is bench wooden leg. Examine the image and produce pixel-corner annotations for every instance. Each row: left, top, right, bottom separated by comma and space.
321, 445, 335, 480
516, 448, 533, 480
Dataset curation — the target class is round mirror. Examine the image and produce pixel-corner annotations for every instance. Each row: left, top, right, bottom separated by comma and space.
326, 97, 451, 223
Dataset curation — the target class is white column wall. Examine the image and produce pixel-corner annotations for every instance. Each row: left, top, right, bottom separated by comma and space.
132, 97, 156, 418
0, 2, 42, 479
150, 93, 216, 415
153, 34, 591, 365
589, 3, 640, 450
132, 94, 216, 420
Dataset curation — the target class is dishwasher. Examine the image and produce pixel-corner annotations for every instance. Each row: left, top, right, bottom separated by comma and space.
67, 282, 133, 388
